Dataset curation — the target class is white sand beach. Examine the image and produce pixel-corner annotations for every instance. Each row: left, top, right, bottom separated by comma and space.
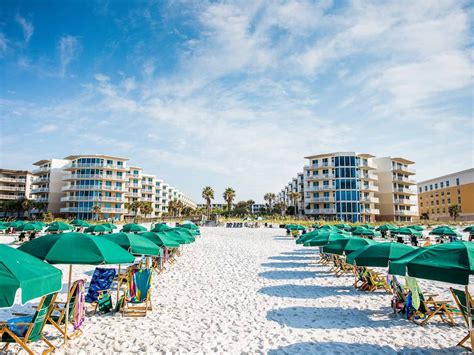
1, 227, 467, 354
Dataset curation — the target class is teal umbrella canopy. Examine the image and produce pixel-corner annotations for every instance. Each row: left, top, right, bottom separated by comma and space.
0, 244, 62, 308
429, 226, 461, 237
408, 225, 424, 231
287, 224, 306, 231
8, 221, 26, 228
393, 227, 422, 237
389, 241, 474, 285
304, 233, 347, 247
323, 237, 377, 255
16, 222, 43, 232
19, 232, 135, 265
46, 221, 73, 232
296, 230, 320, 244
376, 224, 398, 232
346, 242, 415, 267
101, 223, 117, 230
150, 223, 173, 233
359, 224, 375, 229
334, 223, 351, 230
85, 224, 112, 233
463, 226, 474, 233
175, 227, 199, 237
70, 219, 90, 227
121, 223, 147, 233
351, 227, 380, 237
179, 222, 199, 230
162, 229, 192, 244
101, 232, 159, 256
139, 231, 180, 248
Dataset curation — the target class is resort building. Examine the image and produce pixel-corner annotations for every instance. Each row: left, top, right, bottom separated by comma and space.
60, 155, 129, 221
31, 159, 70, 215
250, 203, 266, 215
154, 179, 163, 217
0, 169, 33, 216
124, 166, 143, 218
373, 157, 417, 222
417, 168, 474, 221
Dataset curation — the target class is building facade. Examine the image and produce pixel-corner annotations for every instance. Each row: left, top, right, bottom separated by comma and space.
373, 157, 417, 222
417, 168, 474, 221
0, 169, 33, 216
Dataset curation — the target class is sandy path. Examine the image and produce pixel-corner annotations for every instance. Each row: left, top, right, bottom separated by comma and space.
2, 227, 466, 354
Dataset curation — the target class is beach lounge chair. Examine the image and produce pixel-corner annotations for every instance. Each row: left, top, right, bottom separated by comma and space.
85, 268, 116, 314
390, 276, 407, 314
335, 257, 354, 277
118, 267, 153, 317
365, 270, 392, 293
450, 287, 474, 350
405, 277, 457, 326
47, 279, 85, 339
353, 267, 369, 290
1, 292, 58, 354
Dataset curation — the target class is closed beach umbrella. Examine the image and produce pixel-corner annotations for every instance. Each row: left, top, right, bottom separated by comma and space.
85, 224, 111, 233
165, 228, 195, 243
121, 223, 147, 233
0, 244, 62, 308
180, 222, 199, 230
389, 241, 474, 285
46, 221, 73, 233
346, 242, 415, 267
429, 226, 461, 237
376, 224, 398, 232
16, 222, 43, 232
70, 219, 90, 227
101, 232, 159, 256
303, 232, 347, 247
19, 232, 134, 343
393, 227, 422, 237
175, 227, 199, 237
323, 237, 377, 255
139, 231, 180, 248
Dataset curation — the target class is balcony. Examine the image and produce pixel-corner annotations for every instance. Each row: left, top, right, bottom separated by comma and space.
0, 176, 26, 183
395, 209, 417, 216
305, 185, 335, 192
0, 194, 20, 200
32, 166, 50, 174
142, 197, 154, 202
62, 185, 127, 192
306, 197, 334, 203
393, 176, 416, 185
361, 208, 380, 214
127, 193, 141, 197
395, 187, 416, 195
0, 186, 24, 192
359, 161, 376, 169
61, 196, 126, 202
65, 162, 126, 170
31, 187, 49, 194
360, 185, 379, 192
34, 197, 49, 203
63, 173, 128, 181
360, 197, 379, 203
32, 176, 50, 184
60, 207, 127, 213
394, 198, 416, 205
392, 165, 416, 175
305, 208, 337, 214
305, 173, 335, 180
360, 173, 378, 180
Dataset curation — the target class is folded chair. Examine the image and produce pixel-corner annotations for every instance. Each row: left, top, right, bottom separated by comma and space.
450, 287, 474, 351
48, 279, 85, 339
1, 292, 58, 355
405, 277, 457, 326
118, 267, 153, 317
85, 268, 116, 314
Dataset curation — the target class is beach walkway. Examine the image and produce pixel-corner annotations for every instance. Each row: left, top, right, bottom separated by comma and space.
60, 227, 461, 354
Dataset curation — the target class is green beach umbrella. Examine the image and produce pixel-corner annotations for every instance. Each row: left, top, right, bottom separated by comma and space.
296, 230, 320, 244
70, 219, 90, 227
351, 227, 380, 237
346, 242, 415, 267
359, 224, 375, 229
180, 222, 199, 230
168, 228, 196, 243
101, 232, 159, 256
322, 237, 377, 255
16, 222, 43, 232
408, 225, 424, 231
84, 224, 112, 233
8, 221, 26, 229
0, 225, 7, 231
303, 232, 347, 247
335, 223, 350, 230
175, 226, 199, 237
19, 232, 134, 343
101, 222, 117, 230
389, 241, 474, 285
0, 245, 62, 308
376, 224, 398, 232
429, 226, 461, 237
151, 223, 172, 233
162, 229, 191, 244
393, 227, 422, 237
463, 226, 474, 233
121, 223, 147, 233
139, 231, 181, 248
46, 221, 73, 232
287, 224, 306, 231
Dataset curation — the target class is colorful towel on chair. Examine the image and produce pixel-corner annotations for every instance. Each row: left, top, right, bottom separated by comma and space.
72, 279, 85, 331
7, 316, 33, 337
85, 267, 117, 303
129, 268, 152, 303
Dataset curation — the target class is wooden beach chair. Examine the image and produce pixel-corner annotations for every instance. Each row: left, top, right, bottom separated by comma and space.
353, 266, 369, 290
450, 287, 474, 350
365, 270, 392, 293
85, 268, 116, 314
118, 267, 153, 317
390, 276, 408, 314
1, 292, 58, 354
335, 257, 354, 277
47, 279, 85, 339
405, 277, 457, 326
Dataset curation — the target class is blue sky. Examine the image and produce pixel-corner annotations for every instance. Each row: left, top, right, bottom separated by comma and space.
1, 0, 473, 203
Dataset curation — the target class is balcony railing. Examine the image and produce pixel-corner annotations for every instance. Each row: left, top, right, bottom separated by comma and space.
360, 185, 379, 192
395, 187, 416, 194
0, 177, 26, 183
31, 187, 49, 194
65, 162, 126, 170
32, 166, 50, 174
394, 198, 416, 205
393, 176, 416, 184
305, 173, 335, 180
60, 207, 127, 213
34, 197, 49, 203
0, 194, 20, 200
63, 173, 127, 181
360, 173, 378, 180
306, 197, 334, 203
392, 165, 416, 175
395, 209, 417, 216
305, 208, 337, 214
61, 196, 126, 202
32, 176, 50, 184
360, 197, 379, 203
361, 208, 380, 214
0, 186, 24, 192
359, 161, 376, 169
62, 185, 127, 192
127, 193, 141, 197
305, 185, 335, 192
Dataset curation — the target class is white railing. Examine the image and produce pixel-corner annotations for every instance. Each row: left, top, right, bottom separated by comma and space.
0, 186, 24, 192
61, 196, 126, 202
127, 193, 141, 197
32, 176, 49, 184
393, 165, 416, 174
0, 194, 19, 200
32, 166, 50, 174
66, 162, 126, 170
60, 207, 126, 213
62, 185, 127, 192
142, 198, 154, 202
34, 197, 49, 203
0, 177, 26, 183
395, 209, 417, 216
31, 187, 49, 194
393, 176, 416, 184
359, 161, 376, 169
361, 208, 380, 214
360, 185, 379, 192
395, 187, 416, 194
63, 173, 127, 181
306, 197, 334, 203
305, 185, 335, 192
305, 208, 337, 214
360, 197, 379, 203
361, 173, 378, 180
394, 198, 416, 205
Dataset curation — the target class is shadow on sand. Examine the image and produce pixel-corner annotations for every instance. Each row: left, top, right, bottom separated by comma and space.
258, 284, 354, 299
258, 270, 322, 280
268, 255, 313, 261
273, 237, 294, 241
267, 341, 461, 354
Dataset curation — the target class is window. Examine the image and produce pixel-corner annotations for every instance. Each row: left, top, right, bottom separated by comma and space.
458, 197, 462, 204
440, 182, 444, 188
456, 178, 460, 185
424, 186, 428, 192
447, 198, 451, 204
446, 180, 450, 187
420, 203, 423, 207
419, 187, 422, 193
435, 183, 438, 189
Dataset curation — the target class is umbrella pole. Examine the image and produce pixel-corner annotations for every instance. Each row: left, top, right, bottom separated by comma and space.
64, 264, 72, 345
117, 264, 121, 306
467, 286, 474, 351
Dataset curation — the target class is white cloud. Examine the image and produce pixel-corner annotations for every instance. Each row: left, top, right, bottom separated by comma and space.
0, 33, 7, 55
94, 73, 110, 82
38, 124, 58, 133
58, 35, 81, 77
15, 15, 34, 43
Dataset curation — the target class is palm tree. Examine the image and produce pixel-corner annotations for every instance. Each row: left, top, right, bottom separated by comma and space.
175, 200, 185, 217
202, 186, 214, 219
246, 200, 255, 214
264, 193, 276, 214
289, 192, 300, 216
275, 201, 287, 216
140, 202, 153, 219
91, 205, 102, 221
125, 201, 142, 223
449, 204, 461, 221
223, 187, 236, 213
20, 198, 33, 218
